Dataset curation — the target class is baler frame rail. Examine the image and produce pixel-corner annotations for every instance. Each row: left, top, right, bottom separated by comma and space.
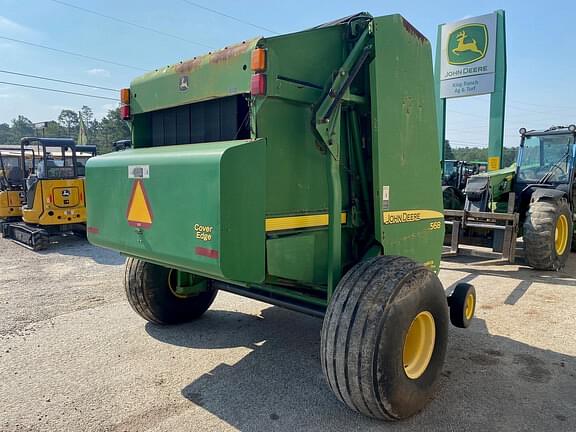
214, 281, 326, 318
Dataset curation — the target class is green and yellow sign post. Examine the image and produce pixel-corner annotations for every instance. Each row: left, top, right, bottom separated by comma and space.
435, 10, 507, 171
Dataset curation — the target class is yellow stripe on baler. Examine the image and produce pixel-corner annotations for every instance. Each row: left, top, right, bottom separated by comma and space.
265, 212, 347, 232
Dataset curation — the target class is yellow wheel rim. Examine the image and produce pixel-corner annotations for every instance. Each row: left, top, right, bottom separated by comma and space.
464, 293, 475, 321
555, 214, 569, 256
403, 311, 436, 380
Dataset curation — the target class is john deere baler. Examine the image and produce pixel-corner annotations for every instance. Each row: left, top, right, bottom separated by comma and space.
86, 13, 475, 420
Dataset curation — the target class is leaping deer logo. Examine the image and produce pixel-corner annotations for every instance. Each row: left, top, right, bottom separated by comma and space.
452, 31, 483, 56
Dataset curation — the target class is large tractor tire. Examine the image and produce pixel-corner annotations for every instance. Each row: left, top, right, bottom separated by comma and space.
320, 256, 449, 421
523, 199, 572, 270
125, 258, 218, 325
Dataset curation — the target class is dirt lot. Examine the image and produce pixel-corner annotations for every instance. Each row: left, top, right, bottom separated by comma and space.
1, 236, 575, 432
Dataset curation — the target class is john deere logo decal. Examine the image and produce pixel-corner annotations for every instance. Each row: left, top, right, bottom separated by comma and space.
178, 76, 189, 91
447, 24, 488, 65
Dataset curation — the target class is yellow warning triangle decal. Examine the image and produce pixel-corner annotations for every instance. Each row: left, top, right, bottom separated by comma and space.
126, 180, 153, 228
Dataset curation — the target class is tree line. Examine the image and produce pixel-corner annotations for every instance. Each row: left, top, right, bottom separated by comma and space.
1, 111, 519, 165
0, 105, 130, 154
445, 140, 518, 167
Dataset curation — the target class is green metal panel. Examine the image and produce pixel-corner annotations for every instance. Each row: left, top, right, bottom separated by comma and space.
86, 139, 265, 283
488, 10, 507, 171
476, 164, 515, 204
220, 141, 266, 280
434, 25, 446, 167
370, 15, 444, 272
264, 26, 344, 98
266, 232, 328, 285
255, 98, 334, 215
130, 38, 260, 114
255, 28, 349, 216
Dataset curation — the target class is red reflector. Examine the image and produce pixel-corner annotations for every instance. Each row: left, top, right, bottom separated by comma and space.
250, 73, 266, 96
87, 226, 99, 234
195, 247, 219, 259
120, 105, 130, 120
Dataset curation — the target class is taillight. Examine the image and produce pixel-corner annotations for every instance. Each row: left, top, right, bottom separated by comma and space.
120, 105, 130, 119
250, 47, 267, 97
250, 73, 266, 96
120, 88, 131, 120
251, 48, 266, 73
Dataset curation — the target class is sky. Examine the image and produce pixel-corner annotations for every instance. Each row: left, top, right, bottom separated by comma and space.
0, 0, 575, 148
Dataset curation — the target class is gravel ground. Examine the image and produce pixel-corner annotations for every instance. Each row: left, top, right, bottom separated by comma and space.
0, 236, 575, 432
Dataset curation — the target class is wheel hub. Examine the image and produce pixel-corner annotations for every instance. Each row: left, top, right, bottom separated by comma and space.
465, 293, 475, 321
555, 214, 568, 256
403, 311, 436, 380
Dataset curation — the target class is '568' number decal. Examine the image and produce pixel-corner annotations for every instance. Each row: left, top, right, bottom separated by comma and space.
429, 221, 442, 230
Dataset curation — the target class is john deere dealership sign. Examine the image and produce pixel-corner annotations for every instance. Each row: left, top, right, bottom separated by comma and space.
440, 13, 496, 98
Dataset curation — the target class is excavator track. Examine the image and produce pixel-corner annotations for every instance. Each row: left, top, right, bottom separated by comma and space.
2, 222, 50, 251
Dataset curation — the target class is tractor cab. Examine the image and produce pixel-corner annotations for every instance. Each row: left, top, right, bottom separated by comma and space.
75, 145, 97, 177
2, 137, 90, 250
515, 125, 575, 211
443, 159, 487, 190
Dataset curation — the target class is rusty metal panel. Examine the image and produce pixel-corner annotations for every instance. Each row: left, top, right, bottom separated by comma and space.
130, 38, 260, 114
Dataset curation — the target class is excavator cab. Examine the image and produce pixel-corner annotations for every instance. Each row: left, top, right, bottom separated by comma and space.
0, 147, 28, 222
2, 137, 90, 250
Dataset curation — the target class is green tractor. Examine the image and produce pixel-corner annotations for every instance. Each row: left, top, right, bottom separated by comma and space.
442, 159, 488, 210
445, 125, 575, 269
86, 13, 476, 420
443, 159, 487, 191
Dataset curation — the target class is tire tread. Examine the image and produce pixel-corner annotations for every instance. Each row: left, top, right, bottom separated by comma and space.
524, 199, 572, 270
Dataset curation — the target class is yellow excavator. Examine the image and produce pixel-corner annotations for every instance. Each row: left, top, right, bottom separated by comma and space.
2, 137, 96, 250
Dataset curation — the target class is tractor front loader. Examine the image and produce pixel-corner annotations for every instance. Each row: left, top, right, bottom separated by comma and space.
86, 13, 475, 420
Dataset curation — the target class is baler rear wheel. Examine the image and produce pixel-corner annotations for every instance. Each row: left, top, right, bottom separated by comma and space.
524, 199, 572, 270
448, 283, 476, 328
125, 258, 218, 325
320, 256, 448, 421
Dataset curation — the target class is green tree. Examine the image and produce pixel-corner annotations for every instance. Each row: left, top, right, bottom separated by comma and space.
0, 123, 13, 145
451, 146, 519, 168
11, 115, 35, 139
80, 105, 94, 127
444, 140, 455, 159
503, 147, 518, 167
57, 110, 79, 137
80, 105, 96, 140
95, 107, 130, 153
44, 121, 63, 137
0, 105, 129, 154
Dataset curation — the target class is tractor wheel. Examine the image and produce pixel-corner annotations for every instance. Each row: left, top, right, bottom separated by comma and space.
523, 199, 572, 270
320, 256, 449, 421
124, 258, 218, 325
